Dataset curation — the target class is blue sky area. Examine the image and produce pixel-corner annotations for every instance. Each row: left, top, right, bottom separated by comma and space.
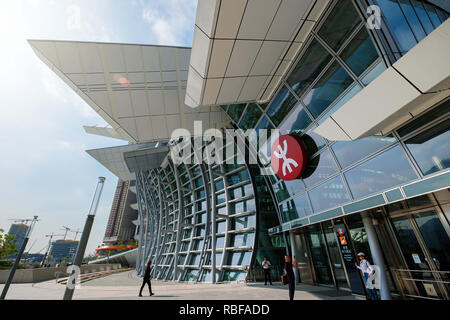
0, 0, 196, 256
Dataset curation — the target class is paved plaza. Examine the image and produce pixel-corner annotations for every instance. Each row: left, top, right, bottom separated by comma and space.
0, 270, 363, 300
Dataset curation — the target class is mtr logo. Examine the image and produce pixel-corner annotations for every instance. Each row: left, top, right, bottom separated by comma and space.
271, 134, 307, 181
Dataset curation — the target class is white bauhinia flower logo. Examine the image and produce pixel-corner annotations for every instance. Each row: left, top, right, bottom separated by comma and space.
273, 139, 299, 177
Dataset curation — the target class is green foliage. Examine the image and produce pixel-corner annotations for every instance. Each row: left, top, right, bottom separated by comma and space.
0, 260, 13, 269
0, 228, 18, 260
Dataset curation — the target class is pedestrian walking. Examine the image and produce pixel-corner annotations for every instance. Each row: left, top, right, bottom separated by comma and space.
284, 255, 296, 300
355, 252, 378, 300
262, 257, 272, 285
139, 260, 154, 297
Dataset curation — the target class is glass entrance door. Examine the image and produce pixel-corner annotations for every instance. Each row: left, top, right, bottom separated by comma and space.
292, 232, 314, 285
323, 221, 349, 289
390, 209, 450, 299
307, 225, 334, 285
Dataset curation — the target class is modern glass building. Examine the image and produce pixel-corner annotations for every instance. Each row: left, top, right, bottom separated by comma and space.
49, 240, 79, 264
7, 224, 29, 258
30, 0, 449, 299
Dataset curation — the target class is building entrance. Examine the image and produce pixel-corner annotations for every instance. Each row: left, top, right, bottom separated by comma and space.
289, 190, 450, 299
381, 193, 450, 300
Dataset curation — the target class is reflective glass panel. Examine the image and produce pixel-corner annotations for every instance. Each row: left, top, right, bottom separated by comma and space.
239, 103, 263, 130
303, 61, 354, 118
231, 233, 254, 247
230, 183, 253, 199
414, 210, 450, 271
230, 199, 256, 214
287, 39, 332, 98
398, 0, 427, 42
227, 251, 252, 265
217, 221, 226, 233
377, 0, 418, 52
274, 182, 290, 202
345, 145, 418, 199
256, 115, 274, 131
405, 120, 450, 175
184, 269, 198, 281
279, 200, 298, 222
285, 179, 306, 197
232, 215, 256, 230
227, 104, 247, 123
332, 135, 396, 169
216, 236, 225, 248
227, 170, 250, 185
279, 106, 312, 135
397, 100, 450, 137
215, 179, 224, 191
318, 84, 362, 125
317, 0, 361, 51
340, 27, 379, 76
293, 193, 312, 219
423, 3, 442, 28
216, 192, 226, 205
223, 270, 247, 281
267, 86, 298, 126
308, 175, 350, 212
307, 224, 334, 285
411, 0, 434, 33
303, 149, 338, 188
362, 61, 386, 85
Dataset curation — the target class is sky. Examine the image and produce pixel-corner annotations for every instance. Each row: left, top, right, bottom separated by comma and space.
0, 0, 197, 257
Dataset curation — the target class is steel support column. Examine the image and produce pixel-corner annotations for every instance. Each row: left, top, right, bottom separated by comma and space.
361, 211, 392, 300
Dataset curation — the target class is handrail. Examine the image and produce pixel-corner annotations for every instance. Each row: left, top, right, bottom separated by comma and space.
391, 268, 450, 274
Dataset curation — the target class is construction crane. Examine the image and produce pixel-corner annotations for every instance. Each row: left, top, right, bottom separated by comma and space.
68, 229, 81, 241
40, 233, 66, 267
61, 226, 72, 240
8, 218, 38, 224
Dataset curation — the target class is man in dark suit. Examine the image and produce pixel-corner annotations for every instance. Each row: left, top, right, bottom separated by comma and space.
139, 260, 154, 297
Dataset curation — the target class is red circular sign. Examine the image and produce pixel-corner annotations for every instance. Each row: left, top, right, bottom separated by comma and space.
271, 134, 307, 181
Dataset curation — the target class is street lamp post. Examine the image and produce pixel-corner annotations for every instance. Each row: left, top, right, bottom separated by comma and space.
63, 177, 105, 300
0, 216, 39, 300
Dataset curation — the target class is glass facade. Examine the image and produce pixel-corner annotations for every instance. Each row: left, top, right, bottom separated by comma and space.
220, 0, 449, 228
133, 131, 283, 282
372, 0, 449, 56
132, 0, 449, 286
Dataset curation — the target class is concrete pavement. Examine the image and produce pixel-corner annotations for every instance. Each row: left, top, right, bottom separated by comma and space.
0, 270, 363, 300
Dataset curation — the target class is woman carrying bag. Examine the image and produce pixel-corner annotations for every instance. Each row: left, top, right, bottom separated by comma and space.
282, 255, 296, 300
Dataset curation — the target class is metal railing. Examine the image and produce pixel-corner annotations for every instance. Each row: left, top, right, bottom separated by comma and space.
391, 268, 449, 300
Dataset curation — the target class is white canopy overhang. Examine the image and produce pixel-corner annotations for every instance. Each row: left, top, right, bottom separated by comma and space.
185, 0, 331, 108
29, 40, 229, 143
86, 142, 170, 181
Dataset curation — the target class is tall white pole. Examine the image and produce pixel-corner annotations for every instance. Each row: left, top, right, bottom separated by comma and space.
361, 211, 392, 300
63, 177, 105, 300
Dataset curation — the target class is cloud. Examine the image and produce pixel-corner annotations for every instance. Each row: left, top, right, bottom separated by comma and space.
141, 0, 197, 46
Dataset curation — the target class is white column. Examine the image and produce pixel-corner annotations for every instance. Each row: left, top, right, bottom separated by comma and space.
361, 211, 392, 300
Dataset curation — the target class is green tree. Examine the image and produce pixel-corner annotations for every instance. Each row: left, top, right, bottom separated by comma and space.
0, 229, 18, 260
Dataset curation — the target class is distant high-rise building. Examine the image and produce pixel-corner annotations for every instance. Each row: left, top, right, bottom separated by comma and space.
8, 223, 29, 253
103, 179, 138, 245
49, 240, 79, 264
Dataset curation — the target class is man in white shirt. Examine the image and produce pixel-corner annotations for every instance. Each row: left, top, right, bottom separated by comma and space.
262, 256, 272, 285
355, 252, 378, 300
